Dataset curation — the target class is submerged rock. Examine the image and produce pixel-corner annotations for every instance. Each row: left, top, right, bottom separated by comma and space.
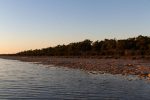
139, 72, 150, 78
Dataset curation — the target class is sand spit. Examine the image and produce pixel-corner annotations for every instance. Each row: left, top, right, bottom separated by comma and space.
1, 56, 150, 78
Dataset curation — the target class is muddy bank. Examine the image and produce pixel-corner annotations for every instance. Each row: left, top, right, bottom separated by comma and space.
1, 56, 150, 78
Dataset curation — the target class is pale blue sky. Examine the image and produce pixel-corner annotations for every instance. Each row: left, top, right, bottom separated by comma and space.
0, 0, 150, 53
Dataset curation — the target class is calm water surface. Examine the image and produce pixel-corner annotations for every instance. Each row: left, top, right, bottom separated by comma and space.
0, 58, 150, 100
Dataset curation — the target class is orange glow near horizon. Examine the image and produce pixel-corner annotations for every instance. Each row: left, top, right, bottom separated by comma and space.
0, 0, 150, 53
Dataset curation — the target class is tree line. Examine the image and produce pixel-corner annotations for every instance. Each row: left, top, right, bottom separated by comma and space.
16, 35, 150, 57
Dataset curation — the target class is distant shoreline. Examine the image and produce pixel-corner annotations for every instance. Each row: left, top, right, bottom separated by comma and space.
0, 56, 150, 79
13, 35, 150, 57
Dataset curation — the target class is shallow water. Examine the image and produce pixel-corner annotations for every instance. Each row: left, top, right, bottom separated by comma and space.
0, 58, 150, 99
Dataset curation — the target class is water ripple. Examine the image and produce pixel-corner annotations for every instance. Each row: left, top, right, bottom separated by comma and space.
0, 58, 150, 99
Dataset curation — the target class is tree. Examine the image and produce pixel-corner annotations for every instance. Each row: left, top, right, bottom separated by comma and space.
16, 35, 150, 57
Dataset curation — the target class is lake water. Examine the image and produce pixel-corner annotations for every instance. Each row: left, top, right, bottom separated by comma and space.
0, 58, 150, 99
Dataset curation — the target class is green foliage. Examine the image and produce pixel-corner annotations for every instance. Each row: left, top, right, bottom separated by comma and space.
16, 35, 150, 56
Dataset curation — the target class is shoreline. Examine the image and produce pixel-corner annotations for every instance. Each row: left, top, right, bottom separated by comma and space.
0, 56, 150, 78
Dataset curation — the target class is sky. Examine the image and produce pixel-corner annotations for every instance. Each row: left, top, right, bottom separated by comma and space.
0, 0, 150, 54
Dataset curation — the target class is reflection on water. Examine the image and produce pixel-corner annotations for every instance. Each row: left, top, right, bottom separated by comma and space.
0, 58, 150, 99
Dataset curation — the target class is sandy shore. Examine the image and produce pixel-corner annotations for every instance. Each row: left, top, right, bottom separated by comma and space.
1, 56, 150, 78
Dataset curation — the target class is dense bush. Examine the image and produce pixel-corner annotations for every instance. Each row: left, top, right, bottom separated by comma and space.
16, 35, 150, 57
